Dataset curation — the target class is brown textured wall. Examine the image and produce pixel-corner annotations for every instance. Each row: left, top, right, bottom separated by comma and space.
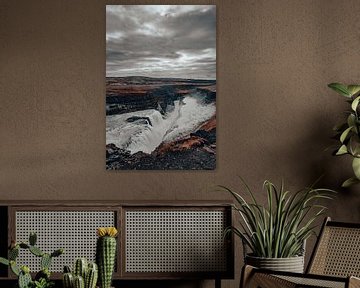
1, 0, 360, 287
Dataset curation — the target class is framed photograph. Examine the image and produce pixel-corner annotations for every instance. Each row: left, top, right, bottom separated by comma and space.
106, 5, 216, 170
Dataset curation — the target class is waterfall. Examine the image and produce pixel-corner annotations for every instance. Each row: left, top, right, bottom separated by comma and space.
106, 93, 215, 154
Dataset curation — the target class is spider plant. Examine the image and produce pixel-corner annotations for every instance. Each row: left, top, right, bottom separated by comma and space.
221, 179, 334, 258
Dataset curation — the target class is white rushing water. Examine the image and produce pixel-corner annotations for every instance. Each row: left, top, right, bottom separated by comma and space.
106, 94, 215, 154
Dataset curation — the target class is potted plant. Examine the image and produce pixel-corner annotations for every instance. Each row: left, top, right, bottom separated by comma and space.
0, 232, 64, 288
220, 179, 334, 273
62, 258, 98, 288
328, 83, 360, 187
62, 227, 118, 288
96, 227, 118, 288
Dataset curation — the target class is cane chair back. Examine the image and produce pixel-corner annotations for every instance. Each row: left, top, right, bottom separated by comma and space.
307, 217, 360, 278
241, 218, 360, 288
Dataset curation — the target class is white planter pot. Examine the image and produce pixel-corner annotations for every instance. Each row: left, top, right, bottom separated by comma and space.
245, 254, 305, 273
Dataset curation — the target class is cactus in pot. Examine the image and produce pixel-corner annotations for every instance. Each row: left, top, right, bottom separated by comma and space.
62, 259, 98, 288
19, 266, 32, 288
63, 266, 74, 288
85, 262, 98, 288
74, 258, 88, 280
96, 227, 118, 288
0, 232, 63, 288
73, 275, 85, 288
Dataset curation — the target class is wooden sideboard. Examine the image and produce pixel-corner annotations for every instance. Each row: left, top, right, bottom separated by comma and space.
0, 201, 234, 288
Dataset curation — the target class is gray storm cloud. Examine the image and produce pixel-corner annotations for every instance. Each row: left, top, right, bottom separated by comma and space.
106, 5, 216, 79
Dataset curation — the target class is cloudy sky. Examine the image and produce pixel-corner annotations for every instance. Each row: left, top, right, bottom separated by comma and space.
106, 5, 216, 79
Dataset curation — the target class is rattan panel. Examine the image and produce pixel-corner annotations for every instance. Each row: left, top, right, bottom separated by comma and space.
15, 211, 115, 272
310, 226, 360, 277
277, 275, 345, 288
125, 210, 227, 273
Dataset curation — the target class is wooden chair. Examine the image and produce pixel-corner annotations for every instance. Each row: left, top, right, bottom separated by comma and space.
241, 217, 360, 288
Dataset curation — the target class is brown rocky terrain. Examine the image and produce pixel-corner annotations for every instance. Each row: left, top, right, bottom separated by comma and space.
106, 76, 216, 115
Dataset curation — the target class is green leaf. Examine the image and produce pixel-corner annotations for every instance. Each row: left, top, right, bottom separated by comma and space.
352, 96, 360, 111
328, 83, 351, 97
349, 135, 360, 156
347, 114, 356, 128
352, 157, 360, 179
0, 257, 9, 266
342, 177, 360, 188
347, 85, 360, 97
10, 261, 20, 276
340, 126, 353, 143
336, 144, 348, 155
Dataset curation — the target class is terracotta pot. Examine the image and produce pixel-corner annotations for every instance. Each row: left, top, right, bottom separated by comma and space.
245, 254, 304, 273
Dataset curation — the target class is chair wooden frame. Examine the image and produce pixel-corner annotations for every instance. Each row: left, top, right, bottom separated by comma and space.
241, 217, 360, 288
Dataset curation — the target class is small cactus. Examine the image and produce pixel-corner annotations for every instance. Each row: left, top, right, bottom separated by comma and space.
96, 227, 118, 288
19, 243, 29, 249
63, 259, 98, 288
74, 258, 88, 279
18, 269, 32, 288
0, 232, 63, 288
41, 253, 52, 270
29, 245, 44, 257
74, 275, 85, 288
9, 246, 19, 260
51, 248, 64, 257
35, 268, 50, 281
21, 265, 30, 274
64, 265, 72, 273
63, 272, 74, 288
29, 232, 37, 246
85, 263, 98, 288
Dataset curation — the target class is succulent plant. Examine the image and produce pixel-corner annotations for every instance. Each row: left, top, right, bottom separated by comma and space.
29, 233, 37, 246
32, 278, 54, 288
96, 227, 118, 288
19, 266, 32, 288
74, 258, 88, 280
0, 232, 63, 288
62, 266, 74, 288
85, 262, 98, 288
62, 259, 98, 288
73, 275, 85, 288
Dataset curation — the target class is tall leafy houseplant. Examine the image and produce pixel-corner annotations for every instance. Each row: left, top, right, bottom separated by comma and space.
221, 179, 333, 269
328, 83, 360, 187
